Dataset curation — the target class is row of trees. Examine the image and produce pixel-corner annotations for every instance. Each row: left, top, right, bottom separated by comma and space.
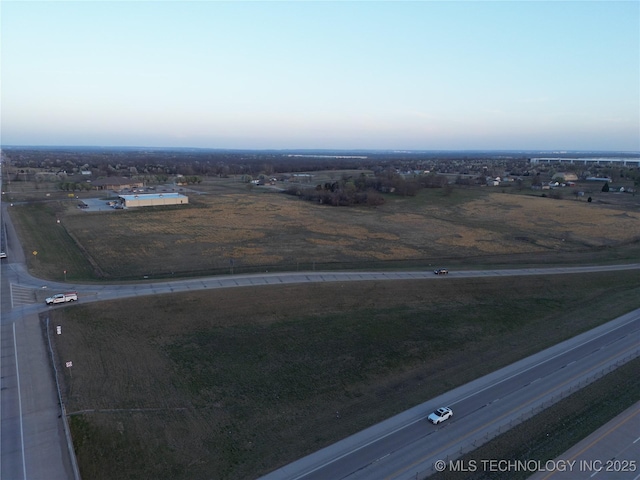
58, 181, 93, 191
176, 176, 202, 185
285, 185, 386, 206
3, 147, 539, 180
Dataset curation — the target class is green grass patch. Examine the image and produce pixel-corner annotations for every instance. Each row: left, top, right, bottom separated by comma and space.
10, 202, 97, 280
51, 271, 640, 480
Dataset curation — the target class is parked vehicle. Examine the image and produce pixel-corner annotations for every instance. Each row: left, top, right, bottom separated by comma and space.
428, 407, 453, 424
0, 252, 6, 259
45, 292, 78, 305
434, 268, 449, 275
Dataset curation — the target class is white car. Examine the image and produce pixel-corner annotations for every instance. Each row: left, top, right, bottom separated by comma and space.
428, 407, 453, 424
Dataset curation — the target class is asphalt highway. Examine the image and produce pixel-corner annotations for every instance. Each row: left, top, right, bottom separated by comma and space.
258, 308, 639, 480
3, 262, 640, 320
529, 401, 640, 480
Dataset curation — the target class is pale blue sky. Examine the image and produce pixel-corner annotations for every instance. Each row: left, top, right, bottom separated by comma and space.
1, 1, 639, 151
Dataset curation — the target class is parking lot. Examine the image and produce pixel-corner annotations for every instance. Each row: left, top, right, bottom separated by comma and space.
77, 197, 120, 212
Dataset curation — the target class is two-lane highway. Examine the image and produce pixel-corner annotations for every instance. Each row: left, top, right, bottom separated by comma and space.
3, 262, 640, 316
1, 198, 76, 479
259, 308, 639, 480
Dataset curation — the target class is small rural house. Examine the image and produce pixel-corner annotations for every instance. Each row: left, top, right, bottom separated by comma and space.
92, 177, 144, 191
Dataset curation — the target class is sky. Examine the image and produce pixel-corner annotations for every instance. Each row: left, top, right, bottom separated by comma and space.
1, 1, 639, 151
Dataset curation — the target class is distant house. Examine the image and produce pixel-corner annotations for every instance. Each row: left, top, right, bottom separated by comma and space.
291, 174, 313, 183
92, 177, 144, 191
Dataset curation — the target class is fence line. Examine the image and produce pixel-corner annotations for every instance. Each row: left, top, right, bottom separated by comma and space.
45, 316, 82, 480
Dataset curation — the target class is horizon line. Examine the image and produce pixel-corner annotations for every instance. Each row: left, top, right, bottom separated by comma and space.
2, 145, 639, 155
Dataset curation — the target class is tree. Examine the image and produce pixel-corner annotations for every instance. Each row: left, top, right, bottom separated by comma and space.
531, 173, 542, 187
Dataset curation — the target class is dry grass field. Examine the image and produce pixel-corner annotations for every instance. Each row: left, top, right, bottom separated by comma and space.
10, 177, 640, 281
48, 271, 640, 480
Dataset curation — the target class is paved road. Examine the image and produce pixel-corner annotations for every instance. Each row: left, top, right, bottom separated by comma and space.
3, 263, 640, 318
1, 191, 639, 480
258, 308, 640, 480
1, 181, 77, 480
528, 402, 640, 480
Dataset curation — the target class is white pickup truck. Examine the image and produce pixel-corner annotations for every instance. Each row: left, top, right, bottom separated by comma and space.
45, 292, 78, 305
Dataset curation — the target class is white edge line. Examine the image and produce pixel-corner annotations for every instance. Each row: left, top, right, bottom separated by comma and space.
13, 322, 28, 480
291, 412, 433, 479
293, 313, 640, 479
453, 313, 640, 404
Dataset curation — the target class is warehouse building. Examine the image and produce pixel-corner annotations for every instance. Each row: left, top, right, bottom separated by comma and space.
118, 193, 188, 208
530, 157, 640, 167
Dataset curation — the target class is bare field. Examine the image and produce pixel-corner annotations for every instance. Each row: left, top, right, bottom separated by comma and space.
13, 181, 640, 281
49, 272, 640, 480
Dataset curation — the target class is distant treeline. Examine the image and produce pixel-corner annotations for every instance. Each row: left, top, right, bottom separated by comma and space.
2, 147, 536, 179
283, 172, 451, 206
3, 147, 638, 196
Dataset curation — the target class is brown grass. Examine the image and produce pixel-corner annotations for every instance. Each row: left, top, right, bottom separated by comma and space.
28, 183, 640, 280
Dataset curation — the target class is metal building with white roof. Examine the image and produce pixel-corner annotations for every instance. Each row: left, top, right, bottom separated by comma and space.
118, 193, 189, 208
